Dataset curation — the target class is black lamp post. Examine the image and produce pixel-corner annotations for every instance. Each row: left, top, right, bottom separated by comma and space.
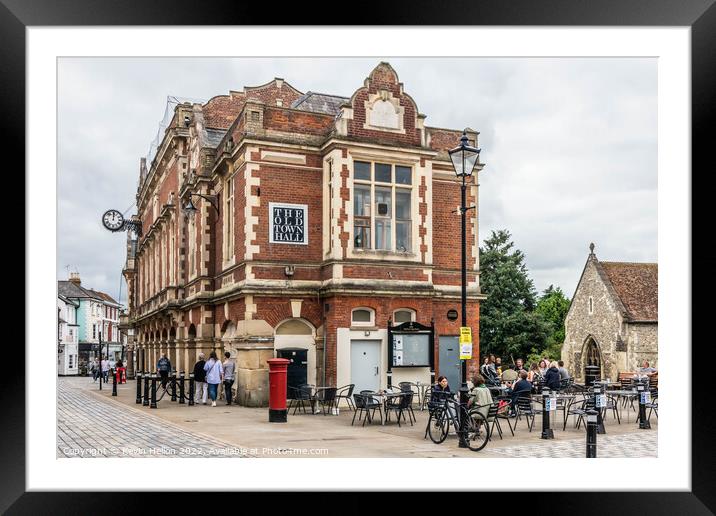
98, 330, 103, 390
182, 193, 219, 219
448, 129, 481, 448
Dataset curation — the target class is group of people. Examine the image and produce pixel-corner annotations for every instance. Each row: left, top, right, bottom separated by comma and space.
154, 351, 236, 407
89, 356, 124, 383
479, 355, 571, 390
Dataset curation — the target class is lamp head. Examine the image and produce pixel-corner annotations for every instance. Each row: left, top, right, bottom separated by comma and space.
448, 130, 481, 178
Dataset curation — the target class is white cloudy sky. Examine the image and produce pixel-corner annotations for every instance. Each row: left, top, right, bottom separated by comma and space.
57, 57, 657, 304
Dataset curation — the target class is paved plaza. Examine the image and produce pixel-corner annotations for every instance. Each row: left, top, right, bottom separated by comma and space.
57, 376, 657, 458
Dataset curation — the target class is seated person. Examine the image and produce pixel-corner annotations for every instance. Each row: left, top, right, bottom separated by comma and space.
433, 375, 456, 419
513, 358, 527, 372
468, 374, 493, 420
558, 360, 571, 381
638, 360, 657, 377
501, 367, 519, 384
544, 361, 562, 391
510, 371, 532, 414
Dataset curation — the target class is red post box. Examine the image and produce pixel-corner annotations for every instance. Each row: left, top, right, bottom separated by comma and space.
267, 358, 290, 423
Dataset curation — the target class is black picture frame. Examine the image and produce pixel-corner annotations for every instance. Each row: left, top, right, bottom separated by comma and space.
5, 0, 714, 511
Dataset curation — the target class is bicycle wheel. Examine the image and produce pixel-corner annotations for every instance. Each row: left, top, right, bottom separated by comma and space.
465, 410, 490, 451
428, 410, 449, 444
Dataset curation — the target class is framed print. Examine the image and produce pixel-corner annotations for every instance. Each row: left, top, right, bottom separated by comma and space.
5, 0, 715, 512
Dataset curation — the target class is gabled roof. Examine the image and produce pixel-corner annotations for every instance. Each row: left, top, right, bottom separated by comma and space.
291, 91, 350, 115
599, 261, 658, 322
58, 281, 119, 305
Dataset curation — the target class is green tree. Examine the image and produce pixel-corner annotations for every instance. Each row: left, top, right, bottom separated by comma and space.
479, 229, 550, 361
529, 285, 571, 362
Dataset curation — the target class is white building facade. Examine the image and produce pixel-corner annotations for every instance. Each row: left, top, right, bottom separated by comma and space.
57, 295, 79, 375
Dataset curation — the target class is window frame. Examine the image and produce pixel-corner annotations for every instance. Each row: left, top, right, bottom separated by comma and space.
352, 160, 413, 253
393, 309, 416, 324
351, 307, 376, 327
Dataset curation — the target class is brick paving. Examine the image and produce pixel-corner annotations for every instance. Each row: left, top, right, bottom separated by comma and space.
57, 378, 253, 458
484, 431, 657, 458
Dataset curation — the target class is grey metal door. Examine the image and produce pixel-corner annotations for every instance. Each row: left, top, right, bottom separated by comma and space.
439, 336, 461, 391
351, 340, 381, 393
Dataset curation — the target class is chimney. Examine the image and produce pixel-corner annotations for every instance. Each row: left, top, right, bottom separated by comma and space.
69, 272, 81, 286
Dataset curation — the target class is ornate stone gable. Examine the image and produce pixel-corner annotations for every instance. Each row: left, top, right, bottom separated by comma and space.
339, 62, 424, 146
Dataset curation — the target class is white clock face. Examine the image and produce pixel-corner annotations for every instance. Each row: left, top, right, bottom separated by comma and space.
102, 210, 125, 231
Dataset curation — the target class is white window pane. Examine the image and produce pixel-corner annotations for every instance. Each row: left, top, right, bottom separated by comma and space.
394, 310, 413, 323
376, 219, 392, 250
396, 191, 411, 220
375, 187, 392, 217
396, 222, 411, 252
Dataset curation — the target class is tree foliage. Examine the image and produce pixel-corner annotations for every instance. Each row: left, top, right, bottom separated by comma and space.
478, 229, 550, 361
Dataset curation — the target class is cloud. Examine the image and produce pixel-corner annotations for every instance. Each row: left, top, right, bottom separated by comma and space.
57, 57, 657, 303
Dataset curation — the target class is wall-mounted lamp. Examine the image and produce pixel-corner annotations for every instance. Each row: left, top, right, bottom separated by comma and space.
284, 265, 295, 277
183, 193, 219, 219
364, 330, 371, 337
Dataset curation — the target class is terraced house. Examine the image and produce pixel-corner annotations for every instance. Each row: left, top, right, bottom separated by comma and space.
123, 62, 486, 406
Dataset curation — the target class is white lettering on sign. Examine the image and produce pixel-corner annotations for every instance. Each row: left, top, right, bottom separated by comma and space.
269, 203, 308, 245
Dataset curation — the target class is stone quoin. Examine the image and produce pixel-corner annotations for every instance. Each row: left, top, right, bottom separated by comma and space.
122, 62, 486, 406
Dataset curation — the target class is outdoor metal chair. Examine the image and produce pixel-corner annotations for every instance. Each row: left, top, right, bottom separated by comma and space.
384, 392, 414, 427
336, 384, 356, 411
288, 384, 314, 415
356, 391, 383, 425
514, 391, 536, 432
315, 387, 337, 415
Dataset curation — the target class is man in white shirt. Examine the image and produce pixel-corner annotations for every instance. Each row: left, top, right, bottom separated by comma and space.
100, 356, 110, 382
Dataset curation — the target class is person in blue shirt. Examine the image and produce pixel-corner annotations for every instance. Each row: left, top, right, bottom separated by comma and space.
203, 351, 224, 407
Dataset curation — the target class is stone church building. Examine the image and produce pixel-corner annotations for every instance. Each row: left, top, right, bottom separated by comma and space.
562, 244, 658, 382
122, 62, 486, 406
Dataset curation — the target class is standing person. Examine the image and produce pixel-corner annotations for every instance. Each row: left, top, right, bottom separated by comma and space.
100, 356, 110, 383
156, 353, 172, 388
204, 351, 224, 407
222, 351, 236, 406
544, 361, 561, 390
192, 353, 208, 405
91, 358, 99, 382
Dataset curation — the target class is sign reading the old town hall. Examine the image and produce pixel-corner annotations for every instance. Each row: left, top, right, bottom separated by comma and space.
269, 203, 308, 245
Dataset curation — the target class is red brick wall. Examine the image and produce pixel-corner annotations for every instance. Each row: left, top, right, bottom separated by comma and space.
432, 179, 477, 270
203, 94, 245, 130
252, 265, 321, 281
253, 296, 322, 330
253, 163, 323, 262
263, 108, 334, 135
245, 81, 302, 108
342, 266, 428, 281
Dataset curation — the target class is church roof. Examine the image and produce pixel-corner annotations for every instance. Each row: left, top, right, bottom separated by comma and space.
598, 261, 658, 322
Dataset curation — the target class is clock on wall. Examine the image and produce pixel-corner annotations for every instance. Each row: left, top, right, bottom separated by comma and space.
102, 209, 125, 232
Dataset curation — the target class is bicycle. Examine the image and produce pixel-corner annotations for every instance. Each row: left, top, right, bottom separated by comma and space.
426, 392, 490, 451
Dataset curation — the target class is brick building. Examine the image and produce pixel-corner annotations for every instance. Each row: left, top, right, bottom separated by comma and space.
562, 244, 658, 382
123, 62, 486, 406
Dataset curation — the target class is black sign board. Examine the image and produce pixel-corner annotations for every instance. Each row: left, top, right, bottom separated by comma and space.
269, 203, 308, 245
447, 309, 458, 321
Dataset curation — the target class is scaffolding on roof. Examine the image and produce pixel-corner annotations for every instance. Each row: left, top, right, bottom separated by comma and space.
145, 95, 205, 166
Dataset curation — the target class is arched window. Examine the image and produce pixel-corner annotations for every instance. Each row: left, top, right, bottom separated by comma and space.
351, 308, 375, 326
393, 309, 416, 324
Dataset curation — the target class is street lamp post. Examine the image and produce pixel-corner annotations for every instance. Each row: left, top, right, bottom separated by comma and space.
98, 331, 103, 390
448, 130, 481, 448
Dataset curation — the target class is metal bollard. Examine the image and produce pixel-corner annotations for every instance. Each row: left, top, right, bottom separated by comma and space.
586, 409, 598, 457
541, 389, 554, 439
112, 367, 118, 396
179, 371, 186, 404
593, 386, 606, 434
150, 373, 158, 409
188, 373, 195, 406
637, 383, 651, 429
136, 372, 143, 404
170, 371, 177, 402
143, 372, 150, 406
